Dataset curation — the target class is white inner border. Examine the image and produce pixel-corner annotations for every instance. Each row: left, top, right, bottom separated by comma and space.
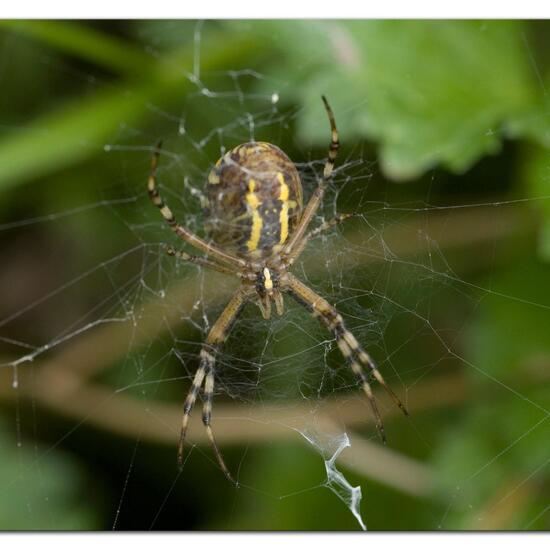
2, 533, 550, 549
2, 1, 550, 19
1, 7, 549, 543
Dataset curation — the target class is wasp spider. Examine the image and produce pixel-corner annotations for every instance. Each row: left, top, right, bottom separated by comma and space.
148, 97, 409, 483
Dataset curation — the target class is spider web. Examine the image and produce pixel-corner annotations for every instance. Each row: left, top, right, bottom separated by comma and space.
1, 20, 550, 531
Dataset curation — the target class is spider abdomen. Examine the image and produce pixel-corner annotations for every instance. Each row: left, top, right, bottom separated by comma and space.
204, 142, 303, 258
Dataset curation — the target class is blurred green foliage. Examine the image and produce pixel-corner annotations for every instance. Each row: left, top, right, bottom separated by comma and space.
435, 258, 550, 529
249, 21, 539, 179
0, 422, 97, 529
0, 20, 550, 531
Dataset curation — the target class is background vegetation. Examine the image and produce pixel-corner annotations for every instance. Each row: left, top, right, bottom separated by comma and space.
0, 20, 549, 530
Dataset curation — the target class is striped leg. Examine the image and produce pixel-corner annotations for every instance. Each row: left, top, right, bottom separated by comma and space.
285, 212, 357, 268
164, 245, 241, 278
282, 96, 340, 256
202, 362, 235, 484
286, 274, 408, 443
148, 141, 246, 270
178, 361, 207, 462
177, 287, 250, 483
306, 213, 357, 240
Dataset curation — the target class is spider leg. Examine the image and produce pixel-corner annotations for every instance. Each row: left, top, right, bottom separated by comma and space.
285, 212, 358, 268
164, 245, 242, 278
282, 96, 339, 258
177, 286, 251, 483
285, 274, 408, 443
148, 141, 247, 270
307, 213, 357, 240
202, 361, 235, 484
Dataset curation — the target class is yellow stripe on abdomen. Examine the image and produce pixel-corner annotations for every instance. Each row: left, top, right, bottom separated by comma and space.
246, 178, 262, 252
277, 173, 290, 245
277, 172, 289, 201
247, 209, 263, 252
279, 202, 289, 244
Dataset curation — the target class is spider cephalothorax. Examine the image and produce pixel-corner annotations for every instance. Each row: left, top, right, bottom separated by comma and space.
148, 97, 408, 484
254, 266, 284, 319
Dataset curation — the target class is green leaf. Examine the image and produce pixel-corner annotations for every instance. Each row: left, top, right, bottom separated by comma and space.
249, 21, 539, 180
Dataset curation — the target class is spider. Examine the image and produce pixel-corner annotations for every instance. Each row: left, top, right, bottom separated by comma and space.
148, 96, 408, 484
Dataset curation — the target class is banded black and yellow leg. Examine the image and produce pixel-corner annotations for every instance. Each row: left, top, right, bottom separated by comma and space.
176, 287, 251, 482
345, 349, 386, 443
283, 96, 340, 256
308, 213, 356, 240
178, 359, 208, 465
321, 94, 339, 180
286, 273, 408, 443
202, 362, 235, 484
148, 141, 247, 270
285, 213, 357, 267
164, 245, 241, 278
